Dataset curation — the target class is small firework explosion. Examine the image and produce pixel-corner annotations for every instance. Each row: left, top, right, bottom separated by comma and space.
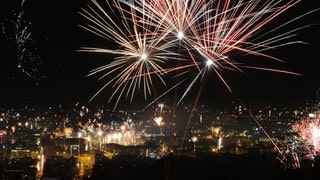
278, 110, 320, 169
2, 0, 42, 85
293, 113, 320, 153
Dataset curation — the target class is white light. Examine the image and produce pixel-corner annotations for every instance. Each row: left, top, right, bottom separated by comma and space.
309, 113, 315, 118
218, 137, 223, 150
191, 136, 198, 143
141, 53, 147, 60
154, 117, 163, 126
177, 31, 184, 40
97, 130, 102, 136
206, 59, 213, 66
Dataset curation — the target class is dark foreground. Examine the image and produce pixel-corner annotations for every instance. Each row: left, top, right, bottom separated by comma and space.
89, 153, 320, 180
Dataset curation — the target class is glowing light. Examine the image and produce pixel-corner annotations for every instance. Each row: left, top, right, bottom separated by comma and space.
97, 130, 102, 136
177, 31, 184, 40
309, 113, 315, 118
191, 136, 198, 143
141, 53, 148, 60
206, 59, 213, 66
154, 117, 163, 127
218, 137, 222, 150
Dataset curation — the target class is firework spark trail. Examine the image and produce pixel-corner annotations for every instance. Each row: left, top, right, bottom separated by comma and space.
121, 0, 209, 41
1, 0, 42, 84
79, 0, 187, 110
15, 0, 40, 79
15, 10, 32, 77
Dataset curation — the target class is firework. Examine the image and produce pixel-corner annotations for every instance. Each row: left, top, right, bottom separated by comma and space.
121, 0, 209, 42
277, 110, 320, 169
292, 114, 320, 153
79, 0, 188, 110
80, 0, 318, 109
2, 0, 41, 84
134, 0, 308, 105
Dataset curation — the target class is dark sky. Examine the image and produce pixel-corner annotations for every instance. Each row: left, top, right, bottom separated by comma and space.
0, 0, 320, 110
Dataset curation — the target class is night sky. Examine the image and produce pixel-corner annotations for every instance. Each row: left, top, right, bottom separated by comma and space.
0, 0, 320, 110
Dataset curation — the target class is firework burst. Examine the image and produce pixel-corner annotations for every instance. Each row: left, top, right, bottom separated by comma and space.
2, 0, 42, 84
79, 0, 189, 110
292, 113, 320, 153
277, 107, 320, 169
80, 0, 318, 110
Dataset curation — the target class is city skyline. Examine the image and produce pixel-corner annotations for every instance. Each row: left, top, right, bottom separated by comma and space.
0, 0, 320, 110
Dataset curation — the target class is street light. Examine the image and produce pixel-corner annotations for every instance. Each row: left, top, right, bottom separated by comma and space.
191, 136, 198, 152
